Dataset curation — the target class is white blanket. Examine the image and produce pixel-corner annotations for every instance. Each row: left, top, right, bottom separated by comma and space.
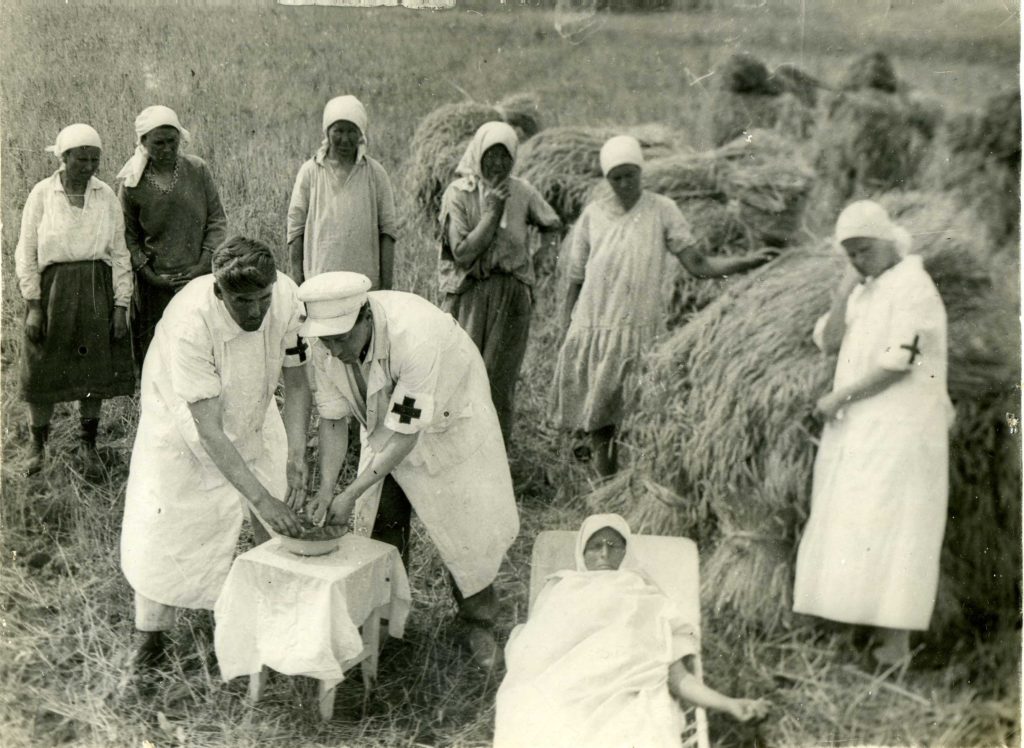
494, 569, 696, 748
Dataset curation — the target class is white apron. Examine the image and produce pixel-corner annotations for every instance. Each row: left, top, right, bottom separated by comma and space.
312, 292, 520, 598
121, 280, 293, 610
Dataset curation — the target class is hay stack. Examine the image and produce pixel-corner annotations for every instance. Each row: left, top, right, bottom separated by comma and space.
665, 131, 815, 327
710, 53, 819, 146
515, 123, 683, 225
840, 50, 901, 93
925, 89, 1021, 246
814, 52, 943, 206
814, 89, 938, 205
623, 190, 1020, 634
405, 93, 543, 223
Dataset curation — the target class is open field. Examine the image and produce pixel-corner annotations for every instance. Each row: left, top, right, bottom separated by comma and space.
1, 1, 1020, 746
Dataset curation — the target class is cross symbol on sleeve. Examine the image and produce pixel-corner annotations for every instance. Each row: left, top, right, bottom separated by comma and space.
286, 335, 308, 362
900, 335, 922, 365
391, 396, 422, 424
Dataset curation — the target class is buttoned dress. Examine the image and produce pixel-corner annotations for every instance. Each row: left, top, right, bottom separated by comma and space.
309, 291, 520, 598
120, 273, 307, 610
793, 255, 954, 630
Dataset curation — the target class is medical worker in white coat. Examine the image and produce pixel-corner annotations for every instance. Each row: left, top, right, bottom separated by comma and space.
121, 236, 311, 668
793, 200, 954, 667
300, 272, 520, 670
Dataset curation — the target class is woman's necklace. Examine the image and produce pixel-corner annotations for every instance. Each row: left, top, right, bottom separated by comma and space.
145, 157, 180, 194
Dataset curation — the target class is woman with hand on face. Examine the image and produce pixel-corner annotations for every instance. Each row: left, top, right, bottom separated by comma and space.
15, 124, 134, 477
793, 200, 954, 669
494, 514, 770, 748
286, 95, 398, 289
117, 105, 228, 367
553, 135, 776, 477
438, 121, 561, 445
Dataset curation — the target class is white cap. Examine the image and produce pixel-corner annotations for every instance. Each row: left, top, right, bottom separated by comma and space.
835, 200, 912, 257
599, 135, 644, 176
297, 272, 371, 337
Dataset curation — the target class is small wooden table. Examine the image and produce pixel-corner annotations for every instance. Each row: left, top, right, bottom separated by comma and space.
214, 535, 411, 720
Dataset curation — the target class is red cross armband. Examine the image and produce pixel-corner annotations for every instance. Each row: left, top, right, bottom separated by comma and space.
283, 333, 309, 367
385, 383, 435, 434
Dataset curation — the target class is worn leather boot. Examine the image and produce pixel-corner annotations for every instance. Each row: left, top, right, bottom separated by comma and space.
26, 424, 49, 476
79, 418, 104, 479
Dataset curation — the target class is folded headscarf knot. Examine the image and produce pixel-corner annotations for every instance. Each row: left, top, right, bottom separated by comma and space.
835, 200, 913, 257
116, 105, 191, 188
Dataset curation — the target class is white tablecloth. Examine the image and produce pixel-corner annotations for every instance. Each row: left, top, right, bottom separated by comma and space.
214, 535, 411, 689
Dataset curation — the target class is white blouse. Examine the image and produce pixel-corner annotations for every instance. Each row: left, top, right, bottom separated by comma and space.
15, 172, 132, 306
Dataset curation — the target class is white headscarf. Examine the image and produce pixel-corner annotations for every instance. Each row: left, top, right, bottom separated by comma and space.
116, 105, 191, 188
599, 135, 644, 177
318, 95, 368, 163
453, 121, 519, 190
574, 513, 639, 572
834, 199, 913, 257
322, 95, 368, 137
443, 121, 519, 229
46, 123, 102, 160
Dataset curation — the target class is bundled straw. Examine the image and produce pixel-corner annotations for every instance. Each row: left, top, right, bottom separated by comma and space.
515, 123, 684, 224
622, 190, 1020, 634
814, 88, 939, 205
710, 53, 820, 146
404, 93, 543, 222
924, 89, 1021, 246
714, 129, 815, 247
840, 50, 901, 93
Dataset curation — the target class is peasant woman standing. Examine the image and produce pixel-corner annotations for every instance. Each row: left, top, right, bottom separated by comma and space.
117, 106, 228, 367
15, 124, 134, 476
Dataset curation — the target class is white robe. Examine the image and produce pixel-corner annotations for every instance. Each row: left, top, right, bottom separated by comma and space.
120, 273, 306, 610
494, 570, 697, 748
793, 255, 954, 630
308, 291, 519, 598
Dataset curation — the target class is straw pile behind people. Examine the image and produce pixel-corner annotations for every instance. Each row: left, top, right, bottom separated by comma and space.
619, 190, 1019, 635
710, 52, 820, 146
405, 93, 543, 223
663, 130, 816, 326
814, 52, 942, 206
924, 89, 1021, 247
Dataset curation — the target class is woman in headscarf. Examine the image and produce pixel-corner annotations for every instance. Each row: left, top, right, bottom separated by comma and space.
117, 105, 228, 367
553, 135, 776, 476
287, 95, 398, 289
793, 200, 954, 667
494, 514, 769, 748
15, 124, 134, 476
438, 121, 561, 444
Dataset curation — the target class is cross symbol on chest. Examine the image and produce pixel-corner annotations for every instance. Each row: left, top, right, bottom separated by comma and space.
900, 335, 922, 365
391, 396, 422, 424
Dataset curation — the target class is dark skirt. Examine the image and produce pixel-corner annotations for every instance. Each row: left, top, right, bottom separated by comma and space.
20, 260, 135, 404
131, 274, 177, 369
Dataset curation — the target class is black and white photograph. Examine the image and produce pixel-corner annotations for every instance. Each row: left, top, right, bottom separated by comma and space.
0, 0, 1020, 745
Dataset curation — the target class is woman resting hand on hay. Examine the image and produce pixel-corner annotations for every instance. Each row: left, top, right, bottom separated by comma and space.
494, 514, 770, 748
793, 200, 954, 668
553, 135, 777, 476
439, 121, 561, 445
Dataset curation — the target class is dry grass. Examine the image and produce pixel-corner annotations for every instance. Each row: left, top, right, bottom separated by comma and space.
1, 2, 1020, 747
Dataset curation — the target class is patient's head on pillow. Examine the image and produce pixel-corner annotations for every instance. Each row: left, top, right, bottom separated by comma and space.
582, 526, 628, 571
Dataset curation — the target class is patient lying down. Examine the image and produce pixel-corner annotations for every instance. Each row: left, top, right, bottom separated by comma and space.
494, 514, 769, 748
